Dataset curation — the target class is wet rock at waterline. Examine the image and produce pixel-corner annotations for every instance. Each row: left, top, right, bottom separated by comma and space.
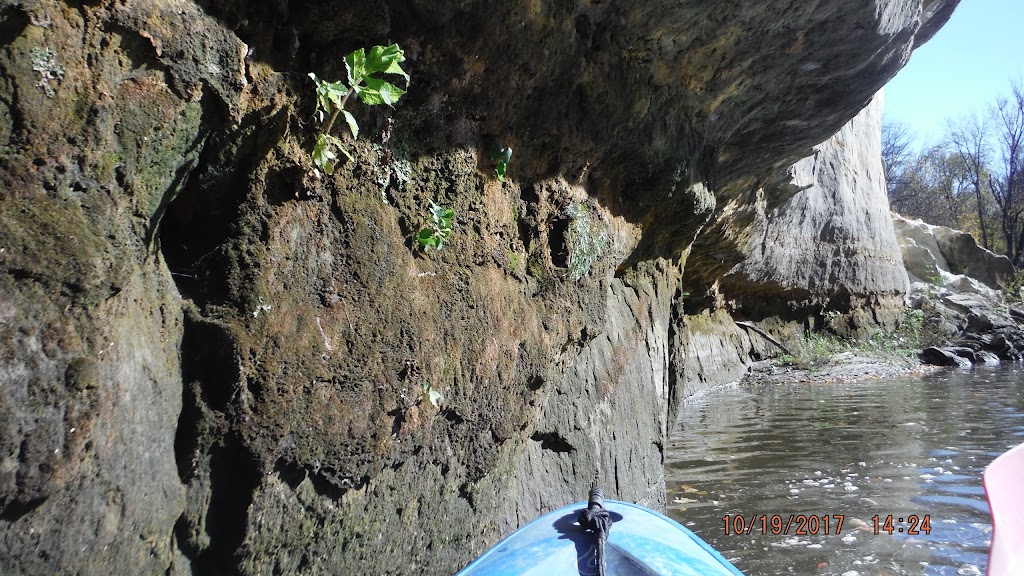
1, 0, 957, 574
920, 347, 973, 368
918, 344, 1006, 368
910, 289, 1024, 365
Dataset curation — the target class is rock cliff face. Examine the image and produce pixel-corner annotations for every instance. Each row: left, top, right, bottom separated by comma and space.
720, 94, 910, 339
0, 0, 955, 574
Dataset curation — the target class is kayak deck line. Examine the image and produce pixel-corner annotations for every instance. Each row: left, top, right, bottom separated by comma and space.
577, 486, 614, 576
458, 499, 744, 576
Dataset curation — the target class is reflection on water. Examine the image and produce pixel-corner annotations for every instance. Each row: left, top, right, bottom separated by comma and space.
666, 365, 1024, 576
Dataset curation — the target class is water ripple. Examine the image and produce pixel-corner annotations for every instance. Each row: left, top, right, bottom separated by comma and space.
666, 365, 1024, 576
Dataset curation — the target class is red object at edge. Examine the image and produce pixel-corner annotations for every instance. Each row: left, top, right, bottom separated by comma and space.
984, 442, 1024, 576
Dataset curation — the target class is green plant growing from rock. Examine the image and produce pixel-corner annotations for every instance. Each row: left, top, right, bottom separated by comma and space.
308, 43, 409, 176
1000, 269, 1024, 302
417, 202, 455, 251
776, 306, 940, 370
490, 146, 512, 182
922, 271, 946, 287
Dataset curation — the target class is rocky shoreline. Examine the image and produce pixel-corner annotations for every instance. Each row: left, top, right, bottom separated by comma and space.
746, 352, 942, 386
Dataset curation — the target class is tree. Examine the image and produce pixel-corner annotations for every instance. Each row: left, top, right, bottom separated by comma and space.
888, 144, 976, 231
947, 112, 993, 250
991, 81, 1024, 263
882, 119, 914, 199
886, 79, 1024, 264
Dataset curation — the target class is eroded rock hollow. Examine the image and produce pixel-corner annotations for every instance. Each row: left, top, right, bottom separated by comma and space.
0, 0, 956, 573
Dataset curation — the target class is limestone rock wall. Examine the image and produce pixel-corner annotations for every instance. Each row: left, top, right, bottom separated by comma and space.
716, 94, 911, 338
0, 0, 954, 574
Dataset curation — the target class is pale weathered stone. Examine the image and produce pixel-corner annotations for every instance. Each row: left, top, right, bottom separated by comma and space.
894, 214, 1015, 290
720, 93, 910, 337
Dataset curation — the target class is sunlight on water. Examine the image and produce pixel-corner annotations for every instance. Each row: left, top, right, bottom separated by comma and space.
665, 365, 1024, 576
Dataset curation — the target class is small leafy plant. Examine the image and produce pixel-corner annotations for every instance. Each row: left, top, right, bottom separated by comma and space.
422, 381, 442, 408
1000, 269, 1024, 302
417, 202, 455, 251
309, 43, 409, 175
490, 146, 512, 182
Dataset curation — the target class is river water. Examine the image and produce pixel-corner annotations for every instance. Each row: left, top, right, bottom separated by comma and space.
665, 365, 1024, 576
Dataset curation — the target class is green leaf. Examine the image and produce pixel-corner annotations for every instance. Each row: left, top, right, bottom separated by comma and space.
344, 48, 367, 86
342, 110, 359, 139
365, 44, 410, 82
312, 134, 349, 174
417, 228, 435, 247
355, 87, 383, 106
356, 78, 406, 107
312, 134, 335, 173
496, 161, 507, 182
438, 209, 454, 228
310, 73, 347, 118
324, 81, 347, 109
363, 77, 405, 106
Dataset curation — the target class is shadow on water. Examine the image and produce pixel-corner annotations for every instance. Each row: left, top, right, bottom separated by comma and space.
664, 365, 1024, 576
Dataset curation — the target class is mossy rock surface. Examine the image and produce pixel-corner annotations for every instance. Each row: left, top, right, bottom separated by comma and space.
0, 0, 957, 574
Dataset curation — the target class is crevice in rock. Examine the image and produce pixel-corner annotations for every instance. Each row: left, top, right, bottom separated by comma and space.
515, 184, 541, 250
0, 496, 45, 522
190, 440, 261, 576
158, 148, 238, 306
666, 287, 683, 424
548, 214, 570, 269
441, 408, 465, 426
388, 406, 407, 436
173, 379, 203, 483
0, 5, 28, 48
101, 23, 168, 77
159, 99, 285, 308
530, 430, 575, 453
179, 313, 239, 416
274, 458, 367, 501
173, 309, 253, 573
458, 482, 475, 512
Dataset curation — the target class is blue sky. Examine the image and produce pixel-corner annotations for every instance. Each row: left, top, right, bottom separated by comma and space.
884, 0, 1024, 146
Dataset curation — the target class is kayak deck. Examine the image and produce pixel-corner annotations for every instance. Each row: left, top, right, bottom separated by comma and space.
458, 500, 744, 576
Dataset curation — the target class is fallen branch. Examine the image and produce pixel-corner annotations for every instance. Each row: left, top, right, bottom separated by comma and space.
734, 320, 793, 356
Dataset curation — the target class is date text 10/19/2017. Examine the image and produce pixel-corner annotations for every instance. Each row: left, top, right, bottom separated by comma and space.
721, 514, 932, 536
